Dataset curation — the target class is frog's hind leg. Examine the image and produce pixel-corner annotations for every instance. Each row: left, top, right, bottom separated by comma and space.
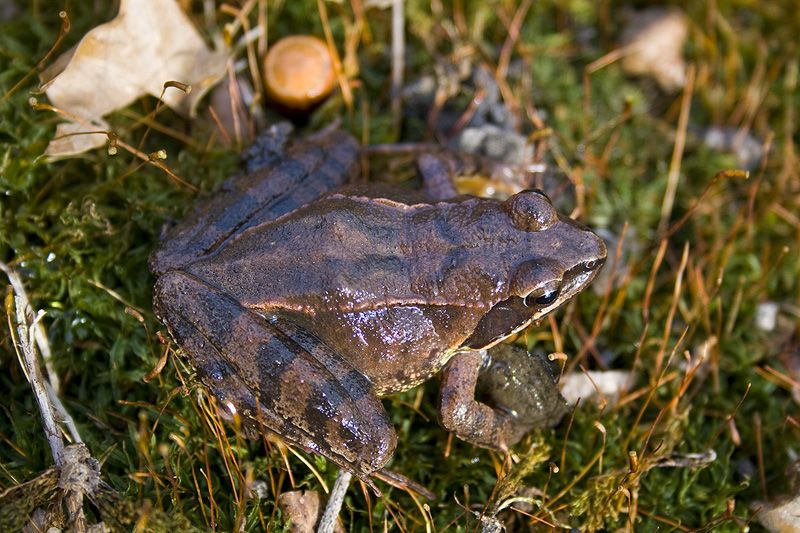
417, 151, 533, 201
152, 271, 396, 488
149, 128, 360, 276
417, 152, 469, 200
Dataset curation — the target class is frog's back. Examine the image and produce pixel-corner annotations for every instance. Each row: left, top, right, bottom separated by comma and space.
186, 192, 414, 312
185, 190, 518, 315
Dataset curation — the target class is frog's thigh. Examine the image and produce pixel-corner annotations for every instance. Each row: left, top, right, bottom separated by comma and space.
438, 350, 522, 452
153, 271, 396, 478
149, 130, 358, 276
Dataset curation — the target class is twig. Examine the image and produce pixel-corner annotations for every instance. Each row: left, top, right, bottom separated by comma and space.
1, 268, 61, 396
45, 380, 82, 444
391, 0, 405, 137
1, 260, 86, 530
1, 262, 64, 462
318, 469, 352, 533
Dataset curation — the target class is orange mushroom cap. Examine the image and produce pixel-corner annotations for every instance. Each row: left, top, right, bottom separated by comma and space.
263, 35, 337, 112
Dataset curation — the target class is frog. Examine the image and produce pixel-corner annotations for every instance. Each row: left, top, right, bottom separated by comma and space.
149, 124, 607, 493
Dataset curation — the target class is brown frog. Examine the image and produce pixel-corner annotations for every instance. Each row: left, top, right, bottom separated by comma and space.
149, 125, 606, 492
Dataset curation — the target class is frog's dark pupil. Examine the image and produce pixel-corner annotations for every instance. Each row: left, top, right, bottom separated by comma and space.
527, 286, 560, 306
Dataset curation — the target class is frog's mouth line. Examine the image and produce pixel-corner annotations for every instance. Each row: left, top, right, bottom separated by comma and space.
530, 258, 605, 320
465, 258, 605, 350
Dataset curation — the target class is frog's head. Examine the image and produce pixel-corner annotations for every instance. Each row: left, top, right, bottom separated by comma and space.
465, 189, 607, 349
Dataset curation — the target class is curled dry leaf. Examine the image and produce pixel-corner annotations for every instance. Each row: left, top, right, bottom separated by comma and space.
620, 7, 689, 92
40, 0, 227, 159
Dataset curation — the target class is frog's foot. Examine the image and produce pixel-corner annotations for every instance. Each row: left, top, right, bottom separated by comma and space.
418, 150, 539, 201
437, 349, 523, 451
418, 151, 509, 201
241, 122, 294, 173
476, 343, 569, 430
152, 271, 397, 481
417, 152, 480, 200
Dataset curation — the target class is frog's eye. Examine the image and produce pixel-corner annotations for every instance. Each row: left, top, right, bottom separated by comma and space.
523, 281, 561, 307
511, 259, 562, 306
529, 285, 560, 306
505, 189, 557, 233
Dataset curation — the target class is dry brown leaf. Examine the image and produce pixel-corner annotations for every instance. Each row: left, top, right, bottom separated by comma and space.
620, 7, 689, 92
41, 0, 227, 159
277, 490, 345, 533
759, 494, 800, 532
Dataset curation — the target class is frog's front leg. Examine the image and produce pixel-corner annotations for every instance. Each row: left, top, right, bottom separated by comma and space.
438, 350, 521, 451
438, 346, 568, 451
152, 271, 396, 485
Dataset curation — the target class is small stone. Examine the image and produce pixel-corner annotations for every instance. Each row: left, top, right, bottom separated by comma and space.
756, 301, 780, 331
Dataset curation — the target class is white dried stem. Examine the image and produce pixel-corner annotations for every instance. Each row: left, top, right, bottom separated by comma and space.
1, 260, 87, 530
318, 469, 352, 533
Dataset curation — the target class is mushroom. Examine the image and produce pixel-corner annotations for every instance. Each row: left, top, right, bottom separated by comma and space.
263, 35, 337, 113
